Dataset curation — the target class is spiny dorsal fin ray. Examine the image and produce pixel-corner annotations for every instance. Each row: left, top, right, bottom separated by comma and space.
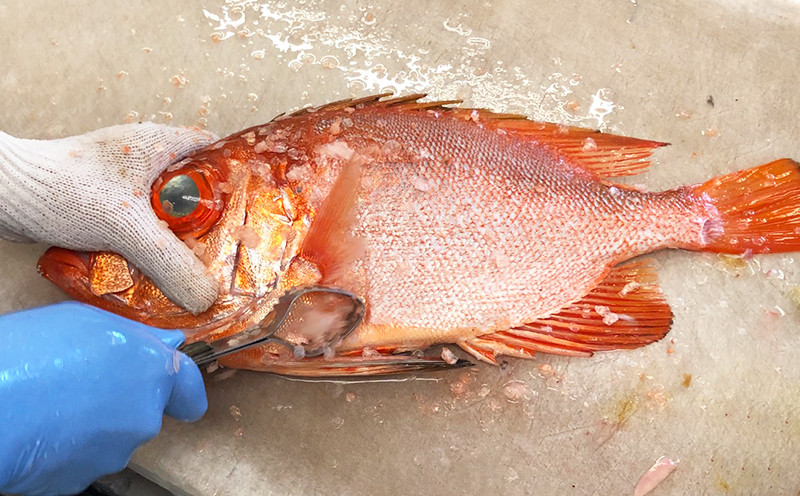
289, 92, 460, 117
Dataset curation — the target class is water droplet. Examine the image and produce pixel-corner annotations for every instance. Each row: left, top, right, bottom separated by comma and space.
501, 380, 530, 403
582, 137, 598, 152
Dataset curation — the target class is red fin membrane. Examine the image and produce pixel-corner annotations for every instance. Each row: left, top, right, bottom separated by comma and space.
481, 120, 668, 178
693, 159, 800, 254
459, 261, 673, 364
300, 153, 363, 281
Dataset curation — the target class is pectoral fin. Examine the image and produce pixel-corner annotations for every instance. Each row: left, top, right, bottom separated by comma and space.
300, 149, 364, 283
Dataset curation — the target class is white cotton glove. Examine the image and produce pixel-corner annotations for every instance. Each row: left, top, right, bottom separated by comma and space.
0, 123, 220, 314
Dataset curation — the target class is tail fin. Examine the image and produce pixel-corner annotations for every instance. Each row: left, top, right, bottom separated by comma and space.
693, 159, 800, 254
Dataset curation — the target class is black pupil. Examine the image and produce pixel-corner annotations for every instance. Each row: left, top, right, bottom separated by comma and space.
159, 175, 200, 218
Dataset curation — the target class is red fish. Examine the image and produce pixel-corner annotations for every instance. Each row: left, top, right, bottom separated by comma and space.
39, 94, 800, 376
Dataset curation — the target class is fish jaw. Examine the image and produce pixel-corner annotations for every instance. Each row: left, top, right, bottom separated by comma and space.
37, 247, 219, 328
38, 247, 157, 323
37, 245, 289, 343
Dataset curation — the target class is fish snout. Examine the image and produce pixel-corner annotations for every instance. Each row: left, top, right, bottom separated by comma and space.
38, 247, 93, 294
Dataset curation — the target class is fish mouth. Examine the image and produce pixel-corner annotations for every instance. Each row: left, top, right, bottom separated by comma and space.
38, 246, 255, 332
37, 247, 150, 320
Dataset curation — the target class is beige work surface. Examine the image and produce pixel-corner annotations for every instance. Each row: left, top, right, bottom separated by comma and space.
2, 1, 800, 494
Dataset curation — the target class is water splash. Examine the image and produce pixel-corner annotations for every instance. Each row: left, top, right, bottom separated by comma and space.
588, 88, 617, 128
203, 7, 246, 41
442, 17, 473, 36
201, 0, 619, 127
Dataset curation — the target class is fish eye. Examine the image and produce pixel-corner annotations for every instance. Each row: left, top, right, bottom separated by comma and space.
151, 161, 229, 240
158, 175, 200, 218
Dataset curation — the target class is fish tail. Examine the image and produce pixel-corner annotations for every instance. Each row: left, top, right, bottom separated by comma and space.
691, 158, 800, 254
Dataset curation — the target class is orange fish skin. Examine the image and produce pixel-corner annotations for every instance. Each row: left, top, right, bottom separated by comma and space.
37, 95, 800, 375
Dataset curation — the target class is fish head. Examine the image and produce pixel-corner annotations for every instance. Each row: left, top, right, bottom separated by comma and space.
38, 129, 322, 341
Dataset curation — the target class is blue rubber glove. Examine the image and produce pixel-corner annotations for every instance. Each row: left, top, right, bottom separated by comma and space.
0, 301, 207, 496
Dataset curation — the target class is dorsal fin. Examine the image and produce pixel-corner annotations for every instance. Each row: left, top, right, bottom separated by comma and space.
288, 92, 463, 117
291, 93, 666, 178
433, 107, 668, 178
479, 119, 668, 178
288, 92, 393, 117
459, 260, 673, 364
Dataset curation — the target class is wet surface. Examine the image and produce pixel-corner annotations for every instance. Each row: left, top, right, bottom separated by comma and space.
2, 1, 800, 494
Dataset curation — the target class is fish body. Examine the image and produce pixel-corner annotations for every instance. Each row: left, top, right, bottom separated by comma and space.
39, 95, 800, 375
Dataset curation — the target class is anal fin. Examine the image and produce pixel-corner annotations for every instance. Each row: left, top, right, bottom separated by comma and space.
460, 260, 673, 364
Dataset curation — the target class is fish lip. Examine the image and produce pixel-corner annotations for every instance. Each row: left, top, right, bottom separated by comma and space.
37, 247, 92, 287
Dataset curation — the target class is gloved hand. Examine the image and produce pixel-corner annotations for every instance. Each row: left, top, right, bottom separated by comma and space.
0, 124, 219, 314
0, 302, 207, 496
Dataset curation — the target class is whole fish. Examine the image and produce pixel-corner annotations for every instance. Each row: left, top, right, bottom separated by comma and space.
39, 94, 800, 376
